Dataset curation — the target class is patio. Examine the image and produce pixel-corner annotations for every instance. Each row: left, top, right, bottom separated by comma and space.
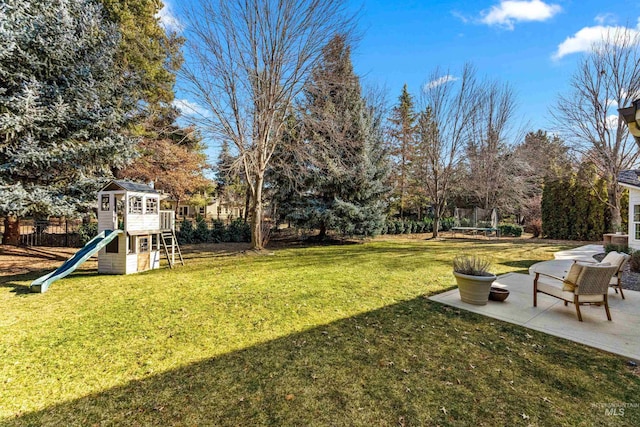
430, 245, 640, 362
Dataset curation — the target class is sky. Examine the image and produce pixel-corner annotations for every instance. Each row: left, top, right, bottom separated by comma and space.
158, 0, 640, 161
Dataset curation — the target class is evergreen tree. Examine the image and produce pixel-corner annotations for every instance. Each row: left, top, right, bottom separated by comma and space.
266, 112, 306, 225
0, 0, 136, 244
388, 84, 417, 218
541, 167, 609, 241
214, 140, 248, 221
215, 141, 236, 192
102, 0, 214, 209
99, 0, 183, 115
288, 35, 388, 238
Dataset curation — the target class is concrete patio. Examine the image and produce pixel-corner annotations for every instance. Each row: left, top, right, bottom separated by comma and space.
430, 245, 640, 362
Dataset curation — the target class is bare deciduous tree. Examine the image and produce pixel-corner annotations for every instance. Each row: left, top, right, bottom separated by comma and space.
416, 64, 478, 238
464, 80, 520, 212
552, 27, 640, 231
180, 0, 352, 249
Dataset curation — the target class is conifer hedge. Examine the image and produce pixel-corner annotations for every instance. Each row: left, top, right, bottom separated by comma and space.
541, 168, 627, 241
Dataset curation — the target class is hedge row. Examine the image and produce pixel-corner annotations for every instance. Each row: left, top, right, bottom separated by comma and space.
497, 224, 523, 237
541, 170, 610, 241
379, 217, 456, 235
177, 217, 251, 244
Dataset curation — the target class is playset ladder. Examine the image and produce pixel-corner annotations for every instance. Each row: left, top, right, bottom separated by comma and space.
160, 230, 184, 268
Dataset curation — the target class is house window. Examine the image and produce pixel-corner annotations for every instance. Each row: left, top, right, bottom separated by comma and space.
198, 206, 205, 215
179, 206, 189, 217
635, 205, 640, 240
101, 195, 110, 211
128, 196, 143, 214
145, 197, 158, 214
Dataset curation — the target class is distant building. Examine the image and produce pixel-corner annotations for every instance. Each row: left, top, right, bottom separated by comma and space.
162, 194, 244, 222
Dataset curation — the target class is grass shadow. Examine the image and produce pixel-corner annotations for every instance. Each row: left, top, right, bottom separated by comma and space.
0, 270, 102, 295
0, 245, 73, 261
0, 282, 31, 294
4, 297, 638, 426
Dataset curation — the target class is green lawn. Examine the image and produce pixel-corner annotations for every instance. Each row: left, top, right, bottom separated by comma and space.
1, 238, 639, 426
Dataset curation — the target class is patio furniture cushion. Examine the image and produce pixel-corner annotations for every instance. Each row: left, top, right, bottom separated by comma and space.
606, 252, 630, 299
602, 251, 626, 269
537, 275, 604, 303
563, 262, 583, 291
534, 264, 619, 321
562, 261, 609, 291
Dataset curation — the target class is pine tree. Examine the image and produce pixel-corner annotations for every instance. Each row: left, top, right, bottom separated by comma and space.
288, 35, 388, 238
215, 141, 236, 193
99, 0, 183, 114
388, 84, 417, 219
0, 0, 136, 244
100, 0, 212, 203
266, 112, 306, 225
214, 140, 248, 221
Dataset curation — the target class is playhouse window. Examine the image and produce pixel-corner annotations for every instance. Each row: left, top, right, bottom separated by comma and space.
139, 237, 149, 253
101, 195, 110, 211
151, 234, 159, 250
128, 196, 143, 214
146, 197, 158, 214
198, 206, 205, 215
179, 206, 189, 217
106, 237, 118, 253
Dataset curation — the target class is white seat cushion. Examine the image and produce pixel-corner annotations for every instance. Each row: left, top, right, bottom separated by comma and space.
601, 252, 625, 269
536, 276, 604, 303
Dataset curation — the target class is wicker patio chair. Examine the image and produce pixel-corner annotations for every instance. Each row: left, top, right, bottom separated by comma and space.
599, 251, 630, 299
533, 263, 619, 321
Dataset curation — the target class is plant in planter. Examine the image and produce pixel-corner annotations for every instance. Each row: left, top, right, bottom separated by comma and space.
452, 254, 497, 305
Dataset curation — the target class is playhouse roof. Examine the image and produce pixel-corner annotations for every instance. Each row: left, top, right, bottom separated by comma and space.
618, 170, 640, 189
100, 180, 158, 193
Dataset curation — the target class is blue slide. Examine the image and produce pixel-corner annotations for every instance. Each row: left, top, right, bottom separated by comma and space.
30, 229, 123, 293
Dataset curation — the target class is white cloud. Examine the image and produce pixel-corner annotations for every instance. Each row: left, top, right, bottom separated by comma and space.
606, 114, 620, 131
480, 0, 561, 30
451, 10, 470, 24
423, 75, 459, 91
173, 99, 211, 118
622, 88, 640, 102
594, 13, 616, 26
552, 20, 640, 60
157, 1, 183, 33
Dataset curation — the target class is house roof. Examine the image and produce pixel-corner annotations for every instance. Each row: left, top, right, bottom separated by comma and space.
618, 170, 640, 188
100, 180, 158, 193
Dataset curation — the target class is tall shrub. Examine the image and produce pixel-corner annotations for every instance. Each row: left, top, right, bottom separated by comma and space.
542, 170, 610, 240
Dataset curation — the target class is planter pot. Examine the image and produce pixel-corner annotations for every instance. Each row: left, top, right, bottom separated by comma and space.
489, 286, 510, 302
454, 271, 497, 305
